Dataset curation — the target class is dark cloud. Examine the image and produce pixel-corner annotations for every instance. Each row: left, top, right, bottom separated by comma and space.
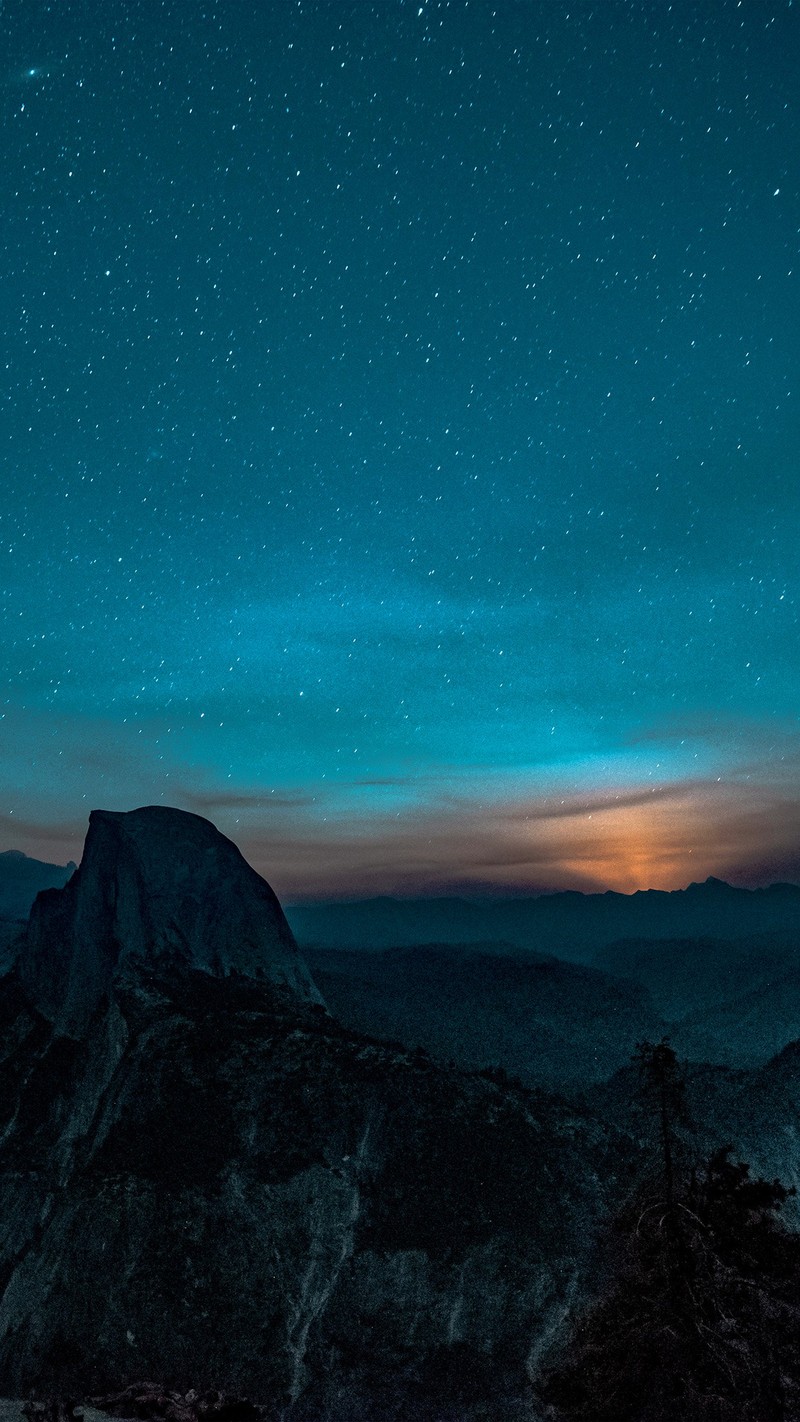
239, 772, 800, 901
499, 782, 698, 823
180, 789, 316, 813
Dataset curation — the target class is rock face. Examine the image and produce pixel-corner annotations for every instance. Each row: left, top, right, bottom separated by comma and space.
5, 805, 796, 1415
0, 806, 624, 1417
18, 807, 322, 1036
0, 967, 617, 1417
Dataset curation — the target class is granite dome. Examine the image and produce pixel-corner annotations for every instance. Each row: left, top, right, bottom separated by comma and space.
19, 805, 322, 1035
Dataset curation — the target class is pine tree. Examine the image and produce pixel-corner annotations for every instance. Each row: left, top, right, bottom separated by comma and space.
633, 1038, 686, 1210
538, 1048, 800, 1422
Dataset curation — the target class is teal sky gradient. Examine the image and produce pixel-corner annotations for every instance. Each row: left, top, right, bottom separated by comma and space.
1, 0, 798, 896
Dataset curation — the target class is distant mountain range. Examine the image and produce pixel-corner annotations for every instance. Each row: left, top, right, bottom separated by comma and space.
306, 942, 664, 1090
0, 847, 75, 920
4, 846, 799, 1080
3, 848, 798, 964
287, 877, 800, 962
307, 927, 800, 1088
595, 932, 800, 1068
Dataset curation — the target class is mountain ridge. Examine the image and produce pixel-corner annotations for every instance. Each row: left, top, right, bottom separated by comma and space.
18, 806, 323, 1036
0, 848, 76, 922
0, 807, 619, 1415
286, 877, 800, 960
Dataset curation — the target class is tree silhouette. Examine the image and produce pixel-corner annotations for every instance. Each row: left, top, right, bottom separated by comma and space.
634, 1037, 687, 1210
538, 1048, 800, 1421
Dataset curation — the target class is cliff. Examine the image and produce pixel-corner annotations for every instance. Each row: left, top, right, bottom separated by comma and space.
18, 806, 322, 1036
0, 807, 620, 1418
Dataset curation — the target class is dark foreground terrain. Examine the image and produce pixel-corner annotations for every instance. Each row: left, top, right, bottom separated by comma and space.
2, 811, 800, 1420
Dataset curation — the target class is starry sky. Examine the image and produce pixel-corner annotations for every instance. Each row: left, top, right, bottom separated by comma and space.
2, 0, 799, 900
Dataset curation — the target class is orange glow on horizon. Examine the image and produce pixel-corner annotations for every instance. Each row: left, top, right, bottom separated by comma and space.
529, 797, 706, 894
7, 775, 799, 902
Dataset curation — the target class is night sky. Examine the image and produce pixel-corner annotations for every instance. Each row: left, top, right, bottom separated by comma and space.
2, 0, 799, 900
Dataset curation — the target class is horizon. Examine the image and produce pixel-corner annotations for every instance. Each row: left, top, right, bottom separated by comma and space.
3, 804, 799, 905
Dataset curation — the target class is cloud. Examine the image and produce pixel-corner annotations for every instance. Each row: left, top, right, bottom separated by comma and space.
237, 770, 800, 902
0, 812, 88, 867
3, 698, 799, 901
623, 711, 800, 771
348, 775, 418, 788
180, 789, 316, 813
498, 782, 701, 823
8, 772, 800, 902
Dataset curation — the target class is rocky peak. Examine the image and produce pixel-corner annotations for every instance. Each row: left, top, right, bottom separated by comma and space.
18, 805, 323, 1035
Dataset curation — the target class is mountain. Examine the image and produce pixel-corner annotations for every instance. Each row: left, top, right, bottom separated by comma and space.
19, 806, 322, 1036
701, 1046, 800, 1211
594, 933, 798, 1019
672, 965, 800, 1069
593, 933, 800, 1068
3, 847, 795, 968
0, 848, 75, 920
286, 878, 800, 962
307, 942, 665, 1091
588, 1040, 800, 1231
0, 807, 623, 1417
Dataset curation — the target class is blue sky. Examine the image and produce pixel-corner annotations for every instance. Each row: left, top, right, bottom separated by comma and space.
1, 0, 798, 897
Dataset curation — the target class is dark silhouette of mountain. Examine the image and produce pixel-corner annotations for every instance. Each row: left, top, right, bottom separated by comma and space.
310, 932, 800, 1086
593, 933, 800, 1068
19, 806, 321, 1035
0, 848, 75, 919
594, 932, 798, 1018
3, 807, 798, 1415
286, 877, 800, 962
673, 967, 800, 1068
0, 807, 622, 1417
307, 942, 665, 1090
